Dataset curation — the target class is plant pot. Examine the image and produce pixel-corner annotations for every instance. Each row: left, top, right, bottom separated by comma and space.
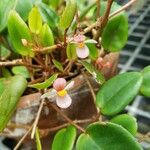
1, 53, 119, 147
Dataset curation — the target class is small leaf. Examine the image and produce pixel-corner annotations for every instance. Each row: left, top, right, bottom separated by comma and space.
39, 23, 54, 46
76, 122, 142, 150
52, 125, 76, 150
52, 59, 63, 72
0, 75, 27, 132
7, 10, 34, 56
12, 66, 30, 79
81, 61, 105, 84
86, 43, 99, 60
28, 74, 58, 89
0, 45, 11, 60
102, 14, 128, 52
66, 43, 77, 60
2, 67, 12, 78
37, 3, 59, 29
16, 0, 33, 21
49, 0, 60, 9
59, 0, 77, 30
96, 72, 143, 115
0, 0, 16, 32
35, 128, 42, 150
110, 114, 138, 136
140, 66, 150, 97
28, 7, 42, 34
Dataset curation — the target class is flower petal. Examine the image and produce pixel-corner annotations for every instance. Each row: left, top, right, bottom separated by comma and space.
84, 39, 97, 44
53, 78, 66, 91
76, 45, 89, 59
65, 81, 74, 90
56, 94, 72, 109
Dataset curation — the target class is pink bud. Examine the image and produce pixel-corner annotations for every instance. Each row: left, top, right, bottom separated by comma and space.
74, 34, 85, 43
53, 78, 66, 91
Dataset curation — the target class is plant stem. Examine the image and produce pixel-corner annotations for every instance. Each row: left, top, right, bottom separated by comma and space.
31, 98, 45, 139
0, 59, 23, 66
47, 102, 86, 133
109, 0, 137, 18
14, 125, 33, 150
96, 0, 100, 18
94, 0, 113, 40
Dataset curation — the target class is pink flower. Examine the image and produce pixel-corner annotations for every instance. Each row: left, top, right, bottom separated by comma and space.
96, 57, 111, 69
52, 78, 74, 109
72, 34, 97, 59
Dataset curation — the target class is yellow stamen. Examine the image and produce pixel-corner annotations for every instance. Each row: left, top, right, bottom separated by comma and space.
57, 89, 67, 97
78, 42, 85, 49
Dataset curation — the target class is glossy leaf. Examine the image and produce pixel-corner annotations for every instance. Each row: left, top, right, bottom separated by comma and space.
52, 125, 76, 150
52, 59, 63, 72
81, 61, 105, 84
28, 7, 42, 34
86, 43, 99, 60
96, 72, 143, 115
39, 23, 54, 46
16, 0, 33, 21
0, 75, 27, 132
66, 43, 77, 60
37, 3, 59, 28
111, 114, 138, 136
7, 10, 34, 56
35, 128, 42, 150
102, 14, 128, 52
76, 122, 142, 150
0, 0, 15, 32
28, 74, 58, 89
12, 66, 30, 79
140, 66, 150, 97
59, 0, 77, 30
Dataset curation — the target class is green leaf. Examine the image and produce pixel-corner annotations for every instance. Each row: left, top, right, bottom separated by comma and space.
96, 72, 143, 115
16, 0, 33, 21
37, 3, 59, 29
52, 59, 63, 72
7, 10, 34, 56
0, 75, 27, 132
28, 7, 42, 34
0, 45, 11, 60
110, 114, 138, 136
59, 0, 77, 30
0, 0, 16, 32
86, 43, 99, 60
2, 67, 12, 78
12, 66, 30, 79
49, 0, 60, 9
66, 43, 77, 60
76, 122, 142, 150
28, 74, 58, 89
52, 125, 76, 150
140, 66, 150, 97
81, 61, 105, 84
39, 23, 54, 46
0, 78, 6, 95
35, 128, 42, 150
102, 14, 128, 52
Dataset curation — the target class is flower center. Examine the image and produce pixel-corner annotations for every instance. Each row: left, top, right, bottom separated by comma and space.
57, 89, 67, 97
78, 42, 85, 49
